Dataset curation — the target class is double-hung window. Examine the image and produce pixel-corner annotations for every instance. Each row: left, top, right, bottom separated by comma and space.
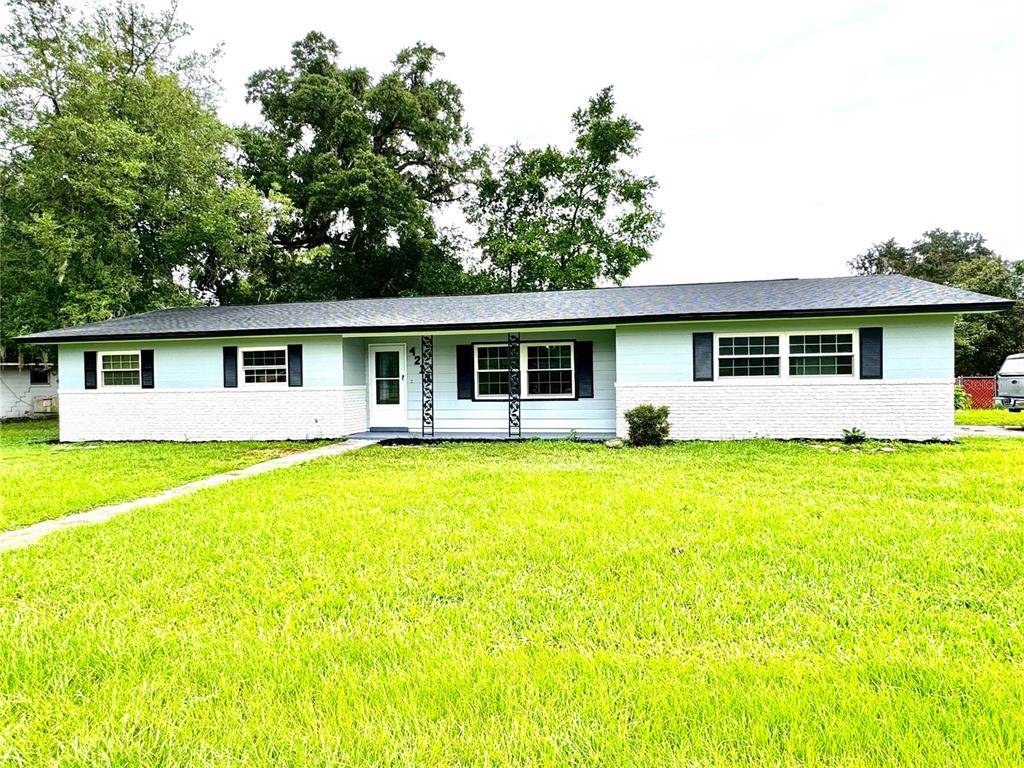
789, 333, 855, 376
474, 344, 509, 398
240, 348, 287, 385
473, 341, 576, 399
524, 343, 574, 397
100, 352, 141, 387
717, 336, 780, 377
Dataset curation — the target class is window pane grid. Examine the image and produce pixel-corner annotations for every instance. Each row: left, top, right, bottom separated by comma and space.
719, 336, 779, 357
718, 336, 780, 377
475, 345, 510, 397
101, 354, 140, 371
525, 344, 573, 396
243, 368, 287, 384
719, 358, 780, 377
790, 334, 853, 355
788, 334, 854, 376
527, 369, 573, 395
241, 349, 287, 385
243, 350, 286, 368
477, 346, 509, 371
527, 345, 572, 370
102, 370, 140, 386
478, 371, 509, 396
100, 353, 140, 386
790, 355, 854, 376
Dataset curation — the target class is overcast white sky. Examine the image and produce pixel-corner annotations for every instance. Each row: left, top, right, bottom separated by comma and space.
126, 1, 1024, 283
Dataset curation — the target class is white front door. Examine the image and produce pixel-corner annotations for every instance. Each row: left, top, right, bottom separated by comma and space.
368, 344, 407, 429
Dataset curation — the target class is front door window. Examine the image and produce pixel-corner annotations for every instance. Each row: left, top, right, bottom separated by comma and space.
375, 351, 401, 404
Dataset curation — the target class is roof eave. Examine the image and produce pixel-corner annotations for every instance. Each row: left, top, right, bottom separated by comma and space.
12, 300, 1015, 344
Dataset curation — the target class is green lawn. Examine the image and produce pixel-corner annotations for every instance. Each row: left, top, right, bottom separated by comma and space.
1, 439, 1022, 765
0, 420, 328, 531
956, 408, 1024, 427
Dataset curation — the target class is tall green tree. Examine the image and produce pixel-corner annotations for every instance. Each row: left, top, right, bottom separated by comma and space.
849, 229, 996, 285
949, 256, 1024, 375
466, 87, 662, 292
850, 229, 1023, 374
0, 0, 275, 350
236, 33, 484, 301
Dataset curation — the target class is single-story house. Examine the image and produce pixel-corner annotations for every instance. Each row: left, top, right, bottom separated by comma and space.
15, 275, 1013, 442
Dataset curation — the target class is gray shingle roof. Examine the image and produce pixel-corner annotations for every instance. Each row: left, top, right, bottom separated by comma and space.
15, 275, 1014, 343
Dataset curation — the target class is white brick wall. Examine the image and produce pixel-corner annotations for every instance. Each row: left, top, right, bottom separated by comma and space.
615, 380, 953, 441
341, 387, 368, 436
60, 386, 369, 442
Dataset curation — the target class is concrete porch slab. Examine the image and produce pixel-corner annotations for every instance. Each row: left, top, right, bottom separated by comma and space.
350, 430, 616, 442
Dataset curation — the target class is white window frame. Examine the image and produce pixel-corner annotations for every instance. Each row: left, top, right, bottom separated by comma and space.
714, 334, 783, 380
238, 346, 289, 388
473, 343, 511, 400
713, 330, 860, 382
522, 341, 575, 400
98, 350, 142, 389
787, 330, 858, 378
29, 368, 51, 386
472, 341, 577, 400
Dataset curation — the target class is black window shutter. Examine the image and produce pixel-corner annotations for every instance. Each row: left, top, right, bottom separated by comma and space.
693, 332, 714, 381
223, 346, 238, 388
287, 344, 303, 387
84, 351, 97, 390
860, 327, 883, 379
575, 341, 594, 398
456, 344, 473, 399
141, 349, 155, 389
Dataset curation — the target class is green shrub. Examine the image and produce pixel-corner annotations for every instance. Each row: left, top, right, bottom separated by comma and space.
842, 427, 867, 444
953, 385, 971, 411
624, 404, 670, 446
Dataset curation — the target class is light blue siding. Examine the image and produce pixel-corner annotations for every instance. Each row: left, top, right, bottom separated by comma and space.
57, 346, 85, 389
615, 315, 954, 382
342, 338, 367, 386
58, 335, 344, 390
883, 316, 954, 379
615, 325, 690, 382
362, 329, 617, 433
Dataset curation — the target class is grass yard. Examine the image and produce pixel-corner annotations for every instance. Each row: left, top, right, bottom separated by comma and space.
956, 408, 1024, 427
1, 438, 1023, 765
0, 420, 328, 531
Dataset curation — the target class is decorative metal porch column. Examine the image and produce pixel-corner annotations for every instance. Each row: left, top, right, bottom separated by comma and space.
420, 335, 434, 437
507, 332, 521, 438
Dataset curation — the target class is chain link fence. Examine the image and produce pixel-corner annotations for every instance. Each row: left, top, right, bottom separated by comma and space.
956, 376, 996, 409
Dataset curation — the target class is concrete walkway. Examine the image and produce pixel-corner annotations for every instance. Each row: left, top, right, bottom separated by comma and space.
956, 425, 1024, 438
0, 439, 378, 553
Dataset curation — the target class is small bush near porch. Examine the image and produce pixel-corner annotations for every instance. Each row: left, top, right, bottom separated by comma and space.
1, 439, 1022, 764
